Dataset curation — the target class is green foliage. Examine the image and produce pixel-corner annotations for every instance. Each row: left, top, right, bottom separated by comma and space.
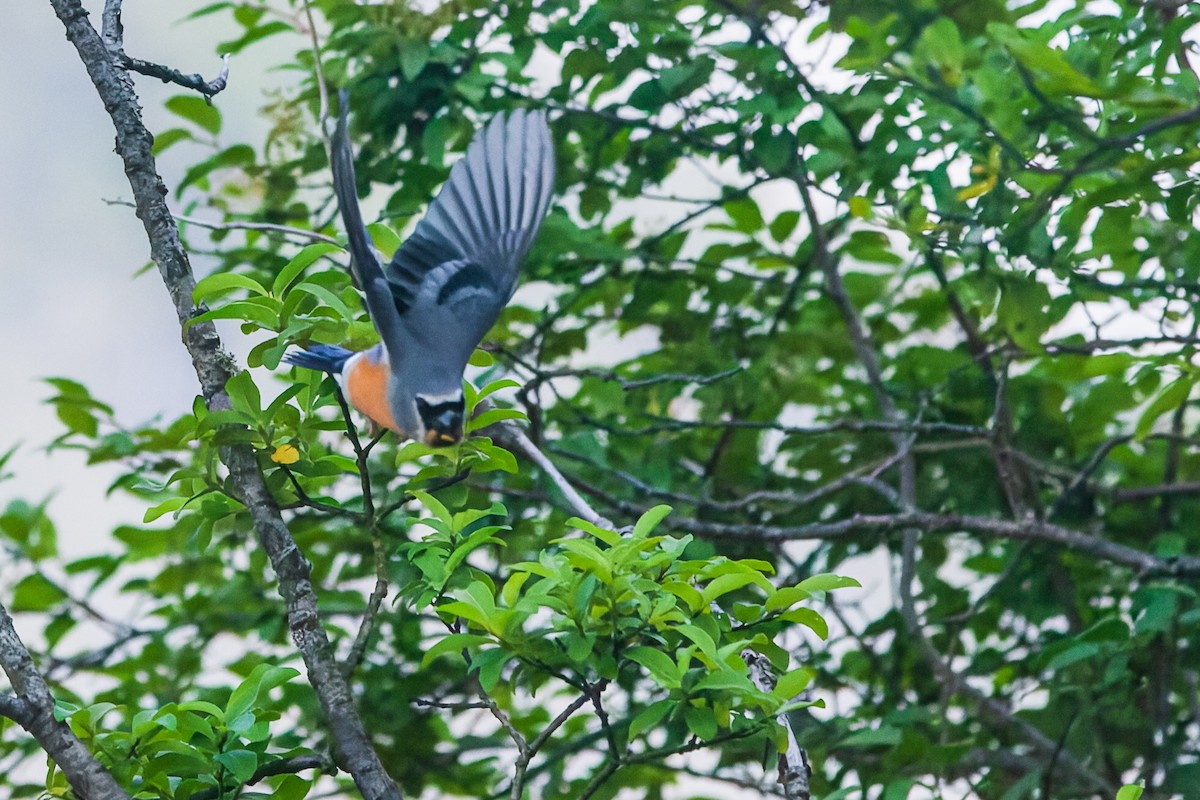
12, 0, 1200, 798
44, 665, 307, 799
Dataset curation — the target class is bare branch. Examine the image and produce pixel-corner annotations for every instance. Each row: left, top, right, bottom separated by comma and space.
100, 0, 122, 51
495, 423, 614, 529
118, 53, 230, 100
0, 694, 30, 727
104, 199, 341, 246
705, 510, 1199, 576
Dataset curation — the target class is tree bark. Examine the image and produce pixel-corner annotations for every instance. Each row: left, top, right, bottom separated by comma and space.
47, 2, 402, 797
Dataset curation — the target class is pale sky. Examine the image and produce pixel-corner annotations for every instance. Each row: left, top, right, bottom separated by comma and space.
1, 3, 297, 554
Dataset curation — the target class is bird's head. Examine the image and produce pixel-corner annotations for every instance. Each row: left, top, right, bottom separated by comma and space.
414, 393, 465, 446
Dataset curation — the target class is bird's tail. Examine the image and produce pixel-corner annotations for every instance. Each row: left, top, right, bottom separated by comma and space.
283, 344, 355, 374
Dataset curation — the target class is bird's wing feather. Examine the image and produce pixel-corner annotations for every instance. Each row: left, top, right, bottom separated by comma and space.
387, 109, 555, 368
329, 93, 410, 352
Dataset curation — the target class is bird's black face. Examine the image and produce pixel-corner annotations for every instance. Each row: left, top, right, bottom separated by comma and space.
416, 394, 465, 446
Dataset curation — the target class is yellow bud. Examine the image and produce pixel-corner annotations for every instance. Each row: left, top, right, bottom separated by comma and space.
271, 444, 300, 465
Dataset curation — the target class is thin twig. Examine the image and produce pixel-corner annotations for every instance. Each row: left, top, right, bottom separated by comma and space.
495, 423, 613, 529
103, 199, 340, 245
118, 52, 230, 99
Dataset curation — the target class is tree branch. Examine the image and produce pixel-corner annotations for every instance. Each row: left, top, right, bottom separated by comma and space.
118, 52, 230, 99
48, 3, 401, 798
495, 423, 614, 529
0, 694, 31, 727
699, 510, 1199, 576
742, 650, 811, 800
0, 602, 130, 800
104, 200, 342, 246
191, 754, 335, 800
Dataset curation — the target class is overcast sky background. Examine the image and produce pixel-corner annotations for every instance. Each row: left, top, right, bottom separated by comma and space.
1, 3, 298, 553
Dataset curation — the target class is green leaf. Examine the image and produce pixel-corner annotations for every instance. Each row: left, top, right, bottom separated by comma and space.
10, 574, 68, 612
474, 378, 522, 404
399, 38, 430, 80
1117, 785, 1145, 800
701, 572, 759, 603
627, 699, 673, 741
779, 608, 829, 639
465, 407, 527, 433
997, 278, 1051, 351
1047, 642, 1101, 670
411, 490, 453, 527
421, 633, 494, 667
841, 726, 903, 747
194, 272, 268, 303
768, 210, 801, 242
627, 646, 681, 689
165, 95, 222, 135
143, 497, 187, 523
290, 282, 357, 323
225, 371, 262, 416
225, 664, 300, 719
152, 127, 194, 155
774, 667, 814, 699
693, 670, 756, 694
214, 749, 258, 783
272, 243, 342, 297
724, 197, 764, 234
633, 505, 672, 538
189, 299, 282, 329
272, 775, 313, 800
795, 574, 860, 593
1136, 375, 1193, 439
765, 585, 811, 613
365, 223, 403, 258
684, 704, 718, 740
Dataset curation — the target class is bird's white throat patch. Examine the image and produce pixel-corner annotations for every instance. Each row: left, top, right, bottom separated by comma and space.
416, 390, 464, 405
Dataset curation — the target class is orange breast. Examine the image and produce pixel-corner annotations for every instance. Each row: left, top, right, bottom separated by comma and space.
344, 352, 403, 436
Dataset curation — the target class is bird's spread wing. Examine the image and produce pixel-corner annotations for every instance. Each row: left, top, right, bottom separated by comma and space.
386, 109, 555, 371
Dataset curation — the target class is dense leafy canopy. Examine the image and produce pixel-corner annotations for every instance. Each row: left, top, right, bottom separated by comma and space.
5, 0, 1200, 798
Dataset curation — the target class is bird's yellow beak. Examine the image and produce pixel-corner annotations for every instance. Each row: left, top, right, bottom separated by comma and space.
425, 429, 460, 447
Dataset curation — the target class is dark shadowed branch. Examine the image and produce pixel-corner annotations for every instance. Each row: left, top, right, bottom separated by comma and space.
191, 753, 335, 800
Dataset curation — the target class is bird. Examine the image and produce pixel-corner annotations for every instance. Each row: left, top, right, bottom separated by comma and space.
285, 97, 555, 446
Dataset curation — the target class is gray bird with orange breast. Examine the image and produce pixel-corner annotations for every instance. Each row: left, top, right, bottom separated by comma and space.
286, 97, 555, 446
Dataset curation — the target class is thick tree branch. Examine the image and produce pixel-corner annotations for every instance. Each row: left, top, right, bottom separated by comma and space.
0, 602, 130, 800
0, 694, 31, 727
48, 3, 401, 798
